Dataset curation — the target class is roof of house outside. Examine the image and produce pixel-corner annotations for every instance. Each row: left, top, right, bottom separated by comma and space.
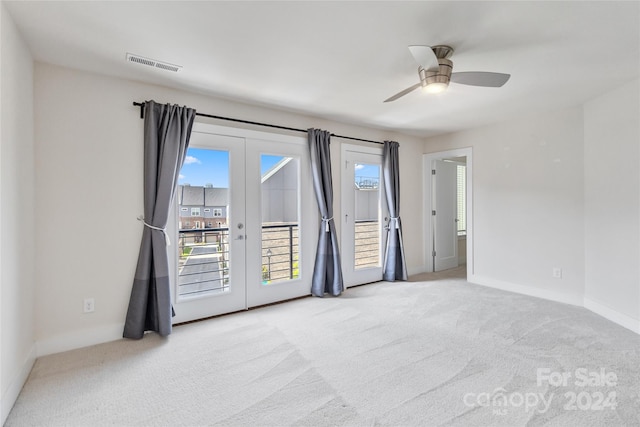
179, 159, 292, 206
205, 187, 228, 206
261, 157, 292, 183
178, 185, 228, 206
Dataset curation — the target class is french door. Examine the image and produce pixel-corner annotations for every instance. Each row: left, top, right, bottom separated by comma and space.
170, 124, 317, 324
341, 144, 388, 287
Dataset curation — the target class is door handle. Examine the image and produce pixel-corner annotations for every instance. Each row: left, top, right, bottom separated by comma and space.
235, 223, 245, 240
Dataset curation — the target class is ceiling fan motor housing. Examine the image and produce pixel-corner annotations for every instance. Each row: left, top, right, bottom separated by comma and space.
419, 58, 453, 89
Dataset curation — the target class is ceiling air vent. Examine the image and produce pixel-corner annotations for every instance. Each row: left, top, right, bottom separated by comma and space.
126, 53, 182, 73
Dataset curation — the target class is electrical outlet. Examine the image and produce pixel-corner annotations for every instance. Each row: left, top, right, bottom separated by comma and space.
83, 298, 95, 313
552, 268, 562, 279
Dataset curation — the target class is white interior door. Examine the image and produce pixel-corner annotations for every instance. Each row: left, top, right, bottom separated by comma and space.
171, 124, 316, 324
433, 159, 459, 271
341, 144, 387, 287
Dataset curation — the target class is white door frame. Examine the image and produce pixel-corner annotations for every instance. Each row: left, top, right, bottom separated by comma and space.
423, 148, 473, 276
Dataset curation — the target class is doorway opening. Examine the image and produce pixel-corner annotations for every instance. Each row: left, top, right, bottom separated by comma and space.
423, 148, 473, 278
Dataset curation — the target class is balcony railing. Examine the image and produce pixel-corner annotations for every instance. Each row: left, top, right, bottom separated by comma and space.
355, 176, 379, 189
261, 223, 299, 284
177, 221, 380, 298
178, 227, 230, 298
354, 220, 380, 268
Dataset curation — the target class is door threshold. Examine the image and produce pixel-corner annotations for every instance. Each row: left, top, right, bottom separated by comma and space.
173, 294, 312, 327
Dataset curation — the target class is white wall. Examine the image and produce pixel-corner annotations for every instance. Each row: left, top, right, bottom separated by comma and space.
584, 78, 640, 331
0, 4, 36, 423
33, 63, 425, 355
424, 107, 586, 305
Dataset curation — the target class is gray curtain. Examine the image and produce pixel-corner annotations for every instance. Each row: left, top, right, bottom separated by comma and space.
124, 100, 196, 339
308, 129, 343, 296
382, 141, 408, 281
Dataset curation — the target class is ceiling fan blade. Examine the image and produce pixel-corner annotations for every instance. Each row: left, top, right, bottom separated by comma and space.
450, 72, 511, 87
408, 46, 439, 71
383, 83, 421, 103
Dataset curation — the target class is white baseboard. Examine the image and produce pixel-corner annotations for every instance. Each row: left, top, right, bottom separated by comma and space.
469, 275, 640, 335
584, 297, 640, 334
36, 323, 125, 357
469, 274, 583, 307
1, 344, 36, 425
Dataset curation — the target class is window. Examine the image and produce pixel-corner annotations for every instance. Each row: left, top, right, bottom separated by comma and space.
261, 155, 300, 284
191, 207, 200, 216
457, 165, 466, 235
213, 208, 222, 217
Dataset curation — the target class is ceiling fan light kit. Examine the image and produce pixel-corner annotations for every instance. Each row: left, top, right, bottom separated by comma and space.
419, 56, 452, 94
384, 44, 510, 102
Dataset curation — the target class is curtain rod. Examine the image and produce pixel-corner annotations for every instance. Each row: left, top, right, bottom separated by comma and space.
132, 102, 384, 145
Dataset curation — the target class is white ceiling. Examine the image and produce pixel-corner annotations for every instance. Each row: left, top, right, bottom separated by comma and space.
5, 1, 640, 137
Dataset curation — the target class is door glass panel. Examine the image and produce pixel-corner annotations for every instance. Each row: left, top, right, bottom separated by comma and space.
260, 154, 300, 284
354, 163, 381, 269
177, 148, 231, 299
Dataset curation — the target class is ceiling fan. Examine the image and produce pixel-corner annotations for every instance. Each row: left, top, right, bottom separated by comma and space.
384, 45, 511, 102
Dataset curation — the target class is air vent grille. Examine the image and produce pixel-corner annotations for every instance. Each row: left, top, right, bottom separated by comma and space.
155, 62, 181, 73
126, 53, 182, 73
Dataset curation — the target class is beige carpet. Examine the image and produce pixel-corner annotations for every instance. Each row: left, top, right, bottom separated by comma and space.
6, 267, 640, 426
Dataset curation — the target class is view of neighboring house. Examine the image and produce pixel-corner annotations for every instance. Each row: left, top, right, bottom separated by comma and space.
177, 184, 228, 229
178, 158, 382, 229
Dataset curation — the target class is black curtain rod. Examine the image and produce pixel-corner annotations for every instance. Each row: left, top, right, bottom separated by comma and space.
132, 102, 383, 145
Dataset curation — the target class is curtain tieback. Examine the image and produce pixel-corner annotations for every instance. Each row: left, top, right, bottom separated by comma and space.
390, 216, 400, 229
137, 215, 170, 246
321, 216, 334, 232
